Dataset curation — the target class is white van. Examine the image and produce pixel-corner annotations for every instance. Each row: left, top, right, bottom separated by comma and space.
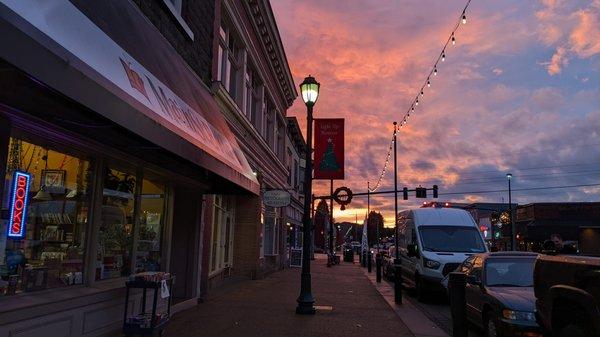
398, 207, 487, 301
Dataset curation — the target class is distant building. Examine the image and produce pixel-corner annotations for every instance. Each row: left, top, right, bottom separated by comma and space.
515, 202, 600, 251
285, 117, 306, 251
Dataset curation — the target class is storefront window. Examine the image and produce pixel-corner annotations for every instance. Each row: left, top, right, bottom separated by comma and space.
97, 167, 136, 280
210, 195, 234, 274
135, 178, 165, 273
1, 137, 92, 295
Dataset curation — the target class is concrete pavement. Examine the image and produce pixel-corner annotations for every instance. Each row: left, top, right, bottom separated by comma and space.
164, 254, 415, 336
361, 266, 451, 337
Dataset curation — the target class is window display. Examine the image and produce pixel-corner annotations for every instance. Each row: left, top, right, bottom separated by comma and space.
1, 137, 91, 295
97, 167, 136, 280
135, 179, 165, 273
210, 195, 234, 273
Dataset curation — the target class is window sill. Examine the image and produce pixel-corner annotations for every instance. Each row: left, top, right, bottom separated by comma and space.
161, 0, 194, 41
0, 277, 128, 317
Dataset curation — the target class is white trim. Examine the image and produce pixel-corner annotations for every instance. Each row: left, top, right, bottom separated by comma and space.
161, 0, 194, 41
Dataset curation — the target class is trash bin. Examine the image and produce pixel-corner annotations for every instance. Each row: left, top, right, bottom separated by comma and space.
343, 247, 354, 262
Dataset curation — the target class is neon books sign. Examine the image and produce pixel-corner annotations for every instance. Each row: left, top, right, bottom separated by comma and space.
7, 171, 31, 239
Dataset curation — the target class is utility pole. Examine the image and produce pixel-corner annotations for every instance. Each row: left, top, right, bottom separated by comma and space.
393, 122, 402, 304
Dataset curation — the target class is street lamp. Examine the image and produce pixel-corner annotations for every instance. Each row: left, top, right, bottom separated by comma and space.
296, 75, 320, 315
506, 173, 515, 251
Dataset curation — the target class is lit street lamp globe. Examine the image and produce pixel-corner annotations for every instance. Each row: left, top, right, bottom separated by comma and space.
300, 75, 320, 106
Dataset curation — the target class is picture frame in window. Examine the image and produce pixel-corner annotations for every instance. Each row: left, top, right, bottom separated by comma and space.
41, 169, 66, 193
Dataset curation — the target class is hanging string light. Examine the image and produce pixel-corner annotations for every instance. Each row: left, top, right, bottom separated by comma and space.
395, 0, 471, 131
367, 0, 472, 192
368, 133, 394, 193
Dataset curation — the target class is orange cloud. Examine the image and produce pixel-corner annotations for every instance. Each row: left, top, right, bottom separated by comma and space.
272, 1, 600, 227
547, 46, 569, 75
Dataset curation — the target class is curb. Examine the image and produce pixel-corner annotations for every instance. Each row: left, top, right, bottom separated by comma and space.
359, 264, 450, 337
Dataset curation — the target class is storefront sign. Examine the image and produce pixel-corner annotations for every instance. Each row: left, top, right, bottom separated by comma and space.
7, 171, 31, 239
263, 190, 291, 207
314, 119, 344, 180
0, 0, 257, 187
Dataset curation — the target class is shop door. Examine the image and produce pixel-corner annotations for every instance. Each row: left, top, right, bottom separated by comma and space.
170, 187, 201, 303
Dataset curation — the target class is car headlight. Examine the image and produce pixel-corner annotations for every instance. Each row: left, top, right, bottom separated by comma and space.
423, 258, 440, 269
502, 309, 536, 322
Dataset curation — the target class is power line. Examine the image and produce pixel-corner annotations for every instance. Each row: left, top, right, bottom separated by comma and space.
439, 183, 600, 196
437, 161, 600, 178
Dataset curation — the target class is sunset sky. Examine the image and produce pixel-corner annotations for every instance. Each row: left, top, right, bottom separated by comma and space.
272, 0, 600, 226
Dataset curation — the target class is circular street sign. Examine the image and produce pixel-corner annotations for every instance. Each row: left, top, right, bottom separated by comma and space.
333, 186, 353, 208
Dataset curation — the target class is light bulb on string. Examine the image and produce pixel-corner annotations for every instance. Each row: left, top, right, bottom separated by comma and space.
427, 79, 431, 87
462, 13, 467, 24
415, 99, 419, 106
434, 67, 438, 76
452, 33, 456, 45
420, 90, 424, 97
442, 52, 446, 62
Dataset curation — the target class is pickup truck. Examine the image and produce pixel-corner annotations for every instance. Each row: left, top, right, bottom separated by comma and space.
533, 254, 600, 337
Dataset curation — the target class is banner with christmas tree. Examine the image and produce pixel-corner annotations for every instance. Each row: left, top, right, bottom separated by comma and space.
313, 118, 344, 180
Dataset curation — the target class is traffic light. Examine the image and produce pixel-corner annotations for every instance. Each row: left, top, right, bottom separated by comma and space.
403, 187, 408, 200
432, 185, 438, 198
416, 187, 427, 198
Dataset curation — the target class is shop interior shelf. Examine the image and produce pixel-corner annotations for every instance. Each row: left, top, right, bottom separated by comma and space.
125, 279, 170, 289
123, 318, 169, 336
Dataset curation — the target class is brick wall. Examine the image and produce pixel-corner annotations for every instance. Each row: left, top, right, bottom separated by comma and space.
130, 0, 215, 86
233, 195, 262, 279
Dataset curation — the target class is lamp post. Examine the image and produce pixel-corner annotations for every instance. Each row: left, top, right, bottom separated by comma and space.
506, 173, 515, 251
296, 75, 319, 315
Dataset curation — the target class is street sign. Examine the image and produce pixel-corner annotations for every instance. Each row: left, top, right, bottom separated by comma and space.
263, 190, 291, 207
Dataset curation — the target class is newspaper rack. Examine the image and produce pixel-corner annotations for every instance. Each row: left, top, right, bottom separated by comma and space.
123, 277, 173, 337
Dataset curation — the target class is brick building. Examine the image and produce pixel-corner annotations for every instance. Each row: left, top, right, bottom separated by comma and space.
0, 0, 296, 335
200, 0, 297, 295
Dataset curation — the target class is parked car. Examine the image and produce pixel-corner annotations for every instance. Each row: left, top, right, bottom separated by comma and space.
398, 207, 487, 301
449, 252, 541, 337
350, 241, 361, 253
534, 253, 600, 337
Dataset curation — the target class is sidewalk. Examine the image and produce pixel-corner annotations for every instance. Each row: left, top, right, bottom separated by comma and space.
164, 254, 414, 337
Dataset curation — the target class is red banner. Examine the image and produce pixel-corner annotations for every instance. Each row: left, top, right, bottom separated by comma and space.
314, 118, 344, 180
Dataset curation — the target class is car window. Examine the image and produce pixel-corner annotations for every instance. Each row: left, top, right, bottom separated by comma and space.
484, 258, 535, 287
418, 226, 486, 253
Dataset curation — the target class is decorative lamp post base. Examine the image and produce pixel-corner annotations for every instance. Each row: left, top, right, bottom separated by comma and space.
296, 272, 316, 315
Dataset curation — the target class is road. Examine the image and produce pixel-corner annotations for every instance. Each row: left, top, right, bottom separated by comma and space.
384, 278, 482, 337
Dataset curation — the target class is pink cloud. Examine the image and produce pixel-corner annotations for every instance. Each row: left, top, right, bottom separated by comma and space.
536, 0, 600, 74
570, 8, 600, 57
547, 46, 569, 75
272, 1, 600, 226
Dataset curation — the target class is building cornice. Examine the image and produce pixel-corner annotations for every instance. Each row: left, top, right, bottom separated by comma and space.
244, 0, 297, 108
